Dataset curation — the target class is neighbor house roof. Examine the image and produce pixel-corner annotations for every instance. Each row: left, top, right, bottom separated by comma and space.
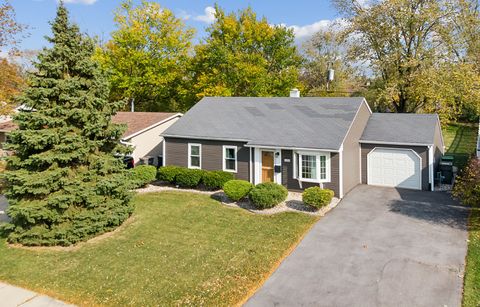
112, 112, 181, 139
0, 120, 18, 132
162, 97, 367, 150
360, 113, 439, 145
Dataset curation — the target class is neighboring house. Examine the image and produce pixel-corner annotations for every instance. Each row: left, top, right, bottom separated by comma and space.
112, 112, 182, 166
162, 93, 444, 198
0, 120, 18, 156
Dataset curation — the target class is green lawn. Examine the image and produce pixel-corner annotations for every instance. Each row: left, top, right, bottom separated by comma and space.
442, 123, 480, 307
0, 192, 317, 306
463, 207, 480, 307
443, 122, 478, 169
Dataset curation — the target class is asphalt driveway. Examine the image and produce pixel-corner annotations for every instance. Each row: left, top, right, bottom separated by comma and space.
245, 185, 469, 307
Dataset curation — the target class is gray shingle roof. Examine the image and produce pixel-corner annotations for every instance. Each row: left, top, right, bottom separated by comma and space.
163, 97, 366, 150
360, 113, 439, 145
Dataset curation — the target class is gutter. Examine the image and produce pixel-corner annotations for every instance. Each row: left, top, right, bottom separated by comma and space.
161, 134, 250, 143
428, 145, 434, 191
244, 144, 340, 153
120, 139, 136, 148
359, 140, 434, 147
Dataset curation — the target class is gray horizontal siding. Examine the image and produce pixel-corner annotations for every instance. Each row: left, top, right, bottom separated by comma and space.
164, 137, 250, 181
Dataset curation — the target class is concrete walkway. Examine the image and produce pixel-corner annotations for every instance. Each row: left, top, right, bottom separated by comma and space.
0, 282, 74, 307
245, 185, 469, 307
0, 195, 9, 223
0, 200, 73, 306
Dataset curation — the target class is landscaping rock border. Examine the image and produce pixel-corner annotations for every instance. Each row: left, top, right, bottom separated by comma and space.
136, 183, 340, 216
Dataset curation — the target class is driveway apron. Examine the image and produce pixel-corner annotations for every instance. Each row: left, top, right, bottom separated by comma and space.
245, 185, 469, 307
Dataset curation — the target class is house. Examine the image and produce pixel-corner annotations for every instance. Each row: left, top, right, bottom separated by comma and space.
161, 94, 444, 198
111, 112, 182, 166
0, 120, 18, 156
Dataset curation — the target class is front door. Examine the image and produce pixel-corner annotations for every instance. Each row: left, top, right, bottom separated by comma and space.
262, 151, 274, 182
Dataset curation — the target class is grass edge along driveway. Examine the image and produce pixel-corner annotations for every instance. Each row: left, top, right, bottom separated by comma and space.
0, 191, 317, 306
463, 207, 480, 307
442, 122, 479, 307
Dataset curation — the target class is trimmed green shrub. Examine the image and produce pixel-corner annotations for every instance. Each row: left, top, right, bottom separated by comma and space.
223, 180, 254, 201
175, 168, 205, 188
129, 165, 157, 188
249, 182, 288, 209
157, 165, 183, 183
302, 187, 334, 209
202, 170, 234, 190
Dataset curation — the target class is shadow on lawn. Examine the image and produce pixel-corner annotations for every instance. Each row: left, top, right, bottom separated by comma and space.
446, 124, 476, 170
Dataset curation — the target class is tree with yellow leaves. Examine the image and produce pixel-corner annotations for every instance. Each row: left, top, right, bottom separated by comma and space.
0, 0, 26, 115
190, 5, 303, 100
0, 58, 24, 115
96, 0, 195, 112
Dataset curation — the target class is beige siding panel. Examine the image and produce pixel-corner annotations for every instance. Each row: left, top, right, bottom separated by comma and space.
126, 117, 180, 165
342, 101, 371, 195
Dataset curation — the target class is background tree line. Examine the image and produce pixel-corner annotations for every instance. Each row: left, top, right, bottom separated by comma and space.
1, 0, 479, 123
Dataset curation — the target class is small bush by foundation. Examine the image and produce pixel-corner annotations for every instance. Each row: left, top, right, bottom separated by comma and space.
302, 187, 334, 209
249, 182, 288, 209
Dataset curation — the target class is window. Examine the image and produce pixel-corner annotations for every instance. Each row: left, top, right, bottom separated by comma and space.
301, 154, 317, 179
294, 151, 330, 182
223, 146, 237, 172
188, 143, 201, 169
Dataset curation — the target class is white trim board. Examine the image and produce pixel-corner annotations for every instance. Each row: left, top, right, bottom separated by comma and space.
222, 145, 238, 173
339, 146, 344, 198
188, 143, 202, 169
293, 150, 332, 184
124, 113, 182, 140
246, 144, 340, 153
162, 134, 249, 143
359, 140, 433, 147
428, 145, 434, 191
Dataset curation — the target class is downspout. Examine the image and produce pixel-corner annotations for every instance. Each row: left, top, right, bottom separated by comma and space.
249, 147, 253, 184
428, 145, 434, 191
162, 139, 166, 166
339, 144, 344, 198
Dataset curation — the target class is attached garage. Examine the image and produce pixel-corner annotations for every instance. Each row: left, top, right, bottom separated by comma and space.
367, 147, 421, 190
359, 113, 445, 191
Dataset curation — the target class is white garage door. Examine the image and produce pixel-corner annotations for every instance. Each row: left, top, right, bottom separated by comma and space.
367, 148, 421, 190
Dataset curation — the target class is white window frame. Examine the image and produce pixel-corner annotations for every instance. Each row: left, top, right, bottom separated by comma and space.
222, 145, 238, 173
293, 151, 331, 183
188, 143, 202, 169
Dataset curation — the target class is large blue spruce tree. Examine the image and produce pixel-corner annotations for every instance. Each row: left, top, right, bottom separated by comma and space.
2, 3, 133, 246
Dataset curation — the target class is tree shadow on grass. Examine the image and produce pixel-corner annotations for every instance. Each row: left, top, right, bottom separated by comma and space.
446, 124, 477, 170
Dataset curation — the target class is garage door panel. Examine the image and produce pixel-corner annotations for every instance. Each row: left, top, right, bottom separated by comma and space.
368, 148, 421, 190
